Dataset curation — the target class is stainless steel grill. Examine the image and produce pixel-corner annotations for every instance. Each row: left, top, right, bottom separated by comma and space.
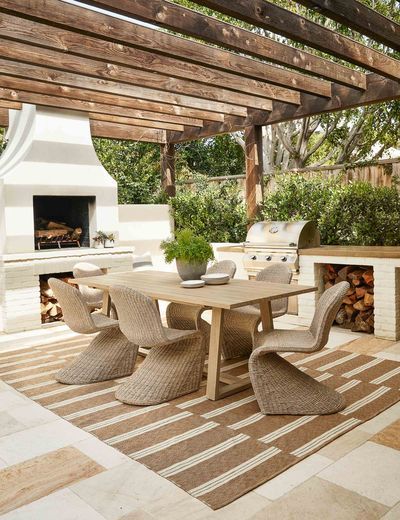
243, 220, 320, 276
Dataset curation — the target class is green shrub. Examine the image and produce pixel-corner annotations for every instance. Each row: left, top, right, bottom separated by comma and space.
170, 175, 248, 242
261, 173, 400, 245
161, 229, 214, 264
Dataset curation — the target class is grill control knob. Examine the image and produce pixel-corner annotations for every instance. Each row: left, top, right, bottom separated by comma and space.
266, 255, 272, 261
281, 256, 288, 262
250, 255, 257, 260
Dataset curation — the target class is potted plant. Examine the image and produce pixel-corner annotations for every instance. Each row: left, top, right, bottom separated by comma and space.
161, 229, 214, 281
104, 232, 115, 248
92, 231, 106, 248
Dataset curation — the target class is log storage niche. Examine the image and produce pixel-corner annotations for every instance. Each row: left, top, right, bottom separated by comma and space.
40, 272, 72, 323
323, 264, 374, 333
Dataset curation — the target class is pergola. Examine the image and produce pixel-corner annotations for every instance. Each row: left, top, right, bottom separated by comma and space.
0, 0, 399, 218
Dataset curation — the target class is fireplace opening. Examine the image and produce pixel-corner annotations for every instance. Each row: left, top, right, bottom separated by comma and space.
33, 196, 94, 249
322, 264, 374, 333
40, 272, 73, 324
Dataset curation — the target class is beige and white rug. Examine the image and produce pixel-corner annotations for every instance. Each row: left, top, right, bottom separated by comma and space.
1, 337, 399, 510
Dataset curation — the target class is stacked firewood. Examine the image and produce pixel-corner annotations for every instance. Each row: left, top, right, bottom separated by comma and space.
40, 278, 68, 323
323, 264, 374, 333
35, 219, 82, 248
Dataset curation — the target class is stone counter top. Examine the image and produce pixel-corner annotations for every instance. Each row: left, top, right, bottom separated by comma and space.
299, 246, 400, 258
1, 246, 135, 264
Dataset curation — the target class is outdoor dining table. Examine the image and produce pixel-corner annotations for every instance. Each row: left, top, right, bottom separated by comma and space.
71, 270, 317, 401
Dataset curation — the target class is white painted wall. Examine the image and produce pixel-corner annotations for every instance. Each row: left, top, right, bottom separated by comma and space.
118, 204, 173, 270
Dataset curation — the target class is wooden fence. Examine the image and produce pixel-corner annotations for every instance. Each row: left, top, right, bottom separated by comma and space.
179, 158, 400, 195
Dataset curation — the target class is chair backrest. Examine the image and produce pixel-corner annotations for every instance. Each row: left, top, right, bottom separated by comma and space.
73, 262, 104, 304
110, 285, 167, 347
48, 278, 97, 334
310, 281, 350, 349
207, 260, 237, 278
255, 264, 293, 315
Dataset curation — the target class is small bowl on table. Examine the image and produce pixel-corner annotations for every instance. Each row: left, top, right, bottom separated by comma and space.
201, 273, 230, 285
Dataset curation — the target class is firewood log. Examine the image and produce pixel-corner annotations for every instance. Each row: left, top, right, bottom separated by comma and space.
325, 281, 334, 290
362, 269, 374, 286
347, 269, 364, 286
352, 313, 373, 333
364, 292, 374, 307
47, 221, 74, 232
354, 300, 368, 312
338, 265, 355, 281
355, 287, 367, 299
345, 304, 358, 320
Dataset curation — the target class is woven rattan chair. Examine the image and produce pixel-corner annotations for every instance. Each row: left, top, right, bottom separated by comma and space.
249, 281, 349, 415
166, 260, 237, 345
110, 285, 206, 405
49, 278, 137, 385
221, 264, 293, 360
73, 262, 118, 318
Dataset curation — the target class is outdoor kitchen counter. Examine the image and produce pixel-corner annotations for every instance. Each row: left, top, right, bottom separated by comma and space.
300, 246, 400, 258
216, 244, 244, 253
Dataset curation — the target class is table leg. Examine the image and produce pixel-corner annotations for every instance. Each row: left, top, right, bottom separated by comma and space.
206, 307, 224, 400
102, 290, 111, 316
259, 299, 274, 332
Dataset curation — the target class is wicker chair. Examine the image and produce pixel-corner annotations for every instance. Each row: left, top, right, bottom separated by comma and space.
110, 285, 206, 405
166, 260, 237, 346
49, 278, 137, 385
221, 264, 293, 360
73, 262, 117, 318
249, 281, 349, 415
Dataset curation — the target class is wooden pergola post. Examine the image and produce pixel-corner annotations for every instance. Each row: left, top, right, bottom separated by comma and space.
160, 142, 176, 197
245, 125, 264, 222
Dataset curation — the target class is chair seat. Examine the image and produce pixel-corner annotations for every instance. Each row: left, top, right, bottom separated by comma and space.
255, 329, 316, 353
163, 327, 198, 343
91, 313, 119, 330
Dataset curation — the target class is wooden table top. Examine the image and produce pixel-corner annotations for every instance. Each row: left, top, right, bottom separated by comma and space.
71, 270, 317, 309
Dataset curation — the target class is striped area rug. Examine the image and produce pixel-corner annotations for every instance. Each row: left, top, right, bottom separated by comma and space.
1, 336, 400, 510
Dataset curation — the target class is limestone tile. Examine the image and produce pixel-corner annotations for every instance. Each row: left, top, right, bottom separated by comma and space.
0, 418, 91, 465
372, 419, 400, 451
359, 401, 400, 434
250, 477, 387, 520
73, 437, 132, 469
381, 502, 400, 519
143, 494, 210, 520
317, 427, 372, 461
0, 390, 30, 412
0, 456, 7, 469
7, 402, 57, 428
0, 488, 106, 520
376, 341, 400, 361
254, 454, 332, 501
117, 512, 155, 520
339, 336, 394, 355
0, 412, 26, 438
0, 446, 104, 515
318, 441, 400, 507
201, 492, 271, 520
70, 460, 186, 520
325, 330, 362, 350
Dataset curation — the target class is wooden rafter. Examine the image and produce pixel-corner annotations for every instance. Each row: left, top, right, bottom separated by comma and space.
0, 38, 273, 112
1, 0, 334, 97
295, 0, 400, 52
168, 74, 400, 142
84, 0, 365, 90
0, 72, 224, 123
0, 11, 301, 105
192, 0, 400, 80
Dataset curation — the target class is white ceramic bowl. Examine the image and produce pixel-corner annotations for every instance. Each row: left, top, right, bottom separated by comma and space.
201, 273, 230, 285
180, 280, 205, 288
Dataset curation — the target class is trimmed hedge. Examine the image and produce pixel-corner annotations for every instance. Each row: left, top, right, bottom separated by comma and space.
261, 173, 400, 245
170, 175, 247, 242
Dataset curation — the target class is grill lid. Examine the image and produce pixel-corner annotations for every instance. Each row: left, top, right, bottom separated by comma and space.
245, 220, 320, 249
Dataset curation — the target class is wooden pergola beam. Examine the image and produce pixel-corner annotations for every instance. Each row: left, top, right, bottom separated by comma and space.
0, 39, 273, 112
245, 126, 263, 222
193, 0, 400, 81
160, 143, 176, 198
0, 11, 301, 106
90, 121, 167, 143
82, 0, 364, 90
0, 71, 223, 123
1, 0, 336, 97
0, 85, 202, 130
295, 0, 400, 52
0, 57, 247, 118
168, 74, 400, 142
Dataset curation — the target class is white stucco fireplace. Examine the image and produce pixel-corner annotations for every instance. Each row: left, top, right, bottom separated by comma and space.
0, 104, 133, 333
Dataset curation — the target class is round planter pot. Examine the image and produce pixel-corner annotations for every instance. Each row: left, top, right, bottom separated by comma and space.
93, 242, 104, 249
104, 240, 115, 248
176, 260, 207, 281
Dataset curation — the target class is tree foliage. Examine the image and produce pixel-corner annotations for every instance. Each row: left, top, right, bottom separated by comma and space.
261, 173, 400, 245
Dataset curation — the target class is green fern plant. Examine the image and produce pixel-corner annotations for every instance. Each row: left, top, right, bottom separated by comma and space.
161, 229, 214, 264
